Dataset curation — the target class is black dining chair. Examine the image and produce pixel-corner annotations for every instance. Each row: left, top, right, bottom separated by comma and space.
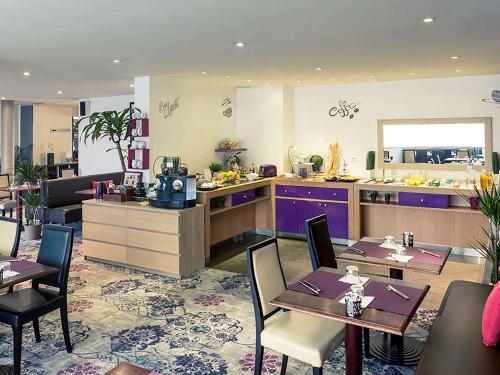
0, 224, 74, 375
305, 214, 375, 357
247, 237, 345, 375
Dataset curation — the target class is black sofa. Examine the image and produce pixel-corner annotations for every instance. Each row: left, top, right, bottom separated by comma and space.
416, 280, 500, 374
40, 172, 123, 224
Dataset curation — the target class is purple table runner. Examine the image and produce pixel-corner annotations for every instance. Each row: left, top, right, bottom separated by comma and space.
345, 241, 447, 267
363, 280, 426, 316
289, 270, 426, 316
288, 270, 351, 299
0, 256, 40, 273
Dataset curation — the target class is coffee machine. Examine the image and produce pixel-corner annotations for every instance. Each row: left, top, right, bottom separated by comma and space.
149, 156, 197, 209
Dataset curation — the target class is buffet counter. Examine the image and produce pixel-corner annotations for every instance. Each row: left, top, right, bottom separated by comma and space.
196, 178, 274, 263
353, 181, 488, 249
82, 199, 204, 278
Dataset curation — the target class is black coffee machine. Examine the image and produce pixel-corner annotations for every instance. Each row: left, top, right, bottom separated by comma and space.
149, 156, 197, 209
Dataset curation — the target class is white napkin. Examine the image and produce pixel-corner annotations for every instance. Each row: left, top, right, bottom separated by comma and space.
339, 275, 370, 285
387, 254, 414, 263
339, 296, 375, 308
2, 270, 19, 278
379, 243, 406, 251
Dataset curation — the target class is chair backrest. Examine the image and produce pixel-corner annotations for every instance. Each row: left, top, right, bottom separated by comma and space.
404, 150, 416, 163
60, 169, 75, 179
306, 214, 337, 270
457, 149, 469, 159
34, 225, 74, 295
0, 174, 11, 200
0, 217, 21, 257
247, 238, 286, 327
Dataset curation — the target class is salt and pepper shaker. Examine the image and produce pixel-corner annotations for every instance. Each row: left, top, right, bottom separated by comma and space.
345, 284, 364, 318
403, 232, 414, 247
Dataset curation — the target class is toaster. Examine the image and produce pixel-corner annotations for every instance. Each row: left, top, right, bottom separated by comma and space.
259, 164, 277, 177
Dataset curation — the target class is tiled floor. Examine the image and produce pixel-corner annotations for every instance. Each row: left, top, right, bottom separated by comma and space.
210, 235, 486, 310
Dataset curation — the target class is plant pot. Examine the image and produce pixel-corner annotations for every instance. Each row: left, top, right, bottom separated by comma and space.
368, 191, 379, 203
469, 197, 479, 210
384, 194, 391, 204
25, 224, 42, 240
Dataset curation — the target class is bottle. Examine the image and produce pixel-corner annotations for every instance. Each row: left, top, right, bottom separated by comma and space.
480, 169, 489, 189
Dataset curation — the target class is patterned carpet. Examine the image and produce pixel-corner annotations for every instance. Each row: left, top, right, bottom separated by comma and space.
0, 224, 436, 374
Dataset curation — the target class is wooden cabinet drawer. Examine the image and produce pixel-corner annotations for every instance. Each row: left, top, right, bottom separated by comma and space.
126, 228, 180, 254
298, 186, 323, 199
322, 188, 348, 202
83, 204, 126, 225
83, 239, 126, 263
126, 209, 179, 234
127, 247, 180, 276
83, 222, 126, 245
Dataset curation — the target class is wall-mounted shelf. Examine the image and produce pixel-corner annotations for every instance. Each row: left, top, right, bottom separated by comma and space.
214, 148, 247, 153
128, 118, 149, 137
127, 148, 150, 170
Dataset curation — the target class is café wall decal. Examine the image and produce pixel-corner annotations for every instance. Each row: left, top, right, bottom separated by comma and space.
158, 96, 180, 119
222, 98, 232, 118
482, 90, 500, 108
329, 100, 360, 119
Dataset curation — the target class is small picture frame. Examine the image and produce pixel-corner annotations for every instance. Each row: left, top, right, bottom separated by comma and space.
124, 171, 142, 188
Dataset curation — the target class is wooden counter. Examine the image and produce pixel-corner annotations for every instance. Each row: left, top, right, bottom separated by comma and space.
196, 178, 274, 262
353, 181, 488, 249
82, 200, 204, 278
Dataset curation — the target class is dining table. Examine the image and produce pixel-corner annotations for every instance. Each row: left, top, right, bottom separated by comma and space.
0, 184, 41, 225
270, 267, 429, 375
0, 255, 58, 289
336, 236, 451, 366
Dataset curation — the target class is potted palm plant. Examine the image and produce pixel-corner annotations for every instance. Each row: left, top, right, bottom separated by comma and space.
77, 107, 139, 175
14, 146, 44, 240
466, 184, 500, 283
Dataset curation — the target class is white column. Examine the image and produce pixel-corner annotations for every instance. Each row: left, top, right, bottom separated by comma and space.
0, 100, 15, 174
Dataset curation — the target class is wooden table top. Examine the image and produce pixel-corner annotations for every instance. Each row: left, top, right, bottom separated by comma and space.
0, 256, 58, 289
336, 237, 451, 275
105, 363, 155, 375
0, 184, 40, 192
270, 267, 429, 336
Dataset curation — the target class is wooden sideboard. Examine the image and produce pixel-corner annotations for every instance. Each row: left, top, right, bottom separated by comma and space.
82, 200, 204, 278
353, 182, 488, 249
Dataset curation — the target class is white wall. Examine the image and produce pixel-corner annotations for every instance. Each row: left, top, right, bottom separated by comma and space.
236, 86, 286, 172
78, 95, 133, 175
294, 75, 500, 176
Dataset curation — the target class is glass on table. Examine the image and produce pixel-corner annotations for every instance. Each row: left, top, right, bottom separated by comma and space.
346, 265, 361, 283
350, 283, 364, 298
0, 261, 11, 282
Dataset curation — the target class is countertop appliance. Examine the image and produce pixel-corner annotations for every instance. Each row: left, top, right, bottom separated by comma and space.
150, 174, 197, 209
259, 164, 277, 177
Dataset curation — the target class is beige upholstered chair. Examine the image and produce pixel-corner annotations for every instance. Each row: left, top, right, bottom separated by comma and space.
456, 149, 469, 159
247, 238, 345, 375
0, 174, 16, 218
60, 169, 75, 179
0, 217, 21, 257
403, 150, 416, 163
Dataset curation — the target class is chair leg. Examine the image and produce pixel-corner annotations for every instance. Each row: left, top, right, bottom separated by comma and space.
312, 367, 323, 375
1, 209, 5, 217
9, 208, 13, 218
363, 327, 371, 358
60, 305, 72, 353
33, 318, 41, 342
254, 343, 264, 375
280, 355, 288, 375
12, 326, 22, 375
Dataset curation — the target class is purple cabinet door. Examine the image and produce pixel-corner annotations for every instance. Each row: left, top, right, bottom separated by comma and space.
425, 194, 449, 209
275, 198, 298, 233
324, 202, 349, 239
231, 189, 255, 206
276, 185, 298, 197
322, 188, 348, 202
399, 192, 449, 208
297, 200, 324, 234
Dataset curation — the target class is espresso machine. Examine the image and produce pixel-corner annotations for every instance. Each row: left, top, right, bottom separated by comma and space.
149, 156, 197, 209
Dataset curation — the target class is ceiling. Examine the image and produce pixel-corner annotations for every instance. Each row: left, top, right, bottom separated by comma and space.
1, 0, 500, 101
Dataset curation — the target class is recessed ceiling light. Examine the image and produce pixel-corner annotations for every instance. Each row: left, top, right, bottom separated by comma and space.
265, 82, 270, 86
235, 42, 246, 48
57, 90, 63, 94
315, 67, 323, 71
295, 80, 302, 83
129, 84, 135, 88
455, 69, 462, 72
247, 79, 252, 82
369, 75, 375, 78
112, 59, 121, 63
0, 97, 5, 100
422, 17, 435, 23
23, 71, 31, 76
201, 71, 207, 75
225, 75, 231, 79
450, 56, 460, 60
331, 78, 336, 81
410, 72, 416, 75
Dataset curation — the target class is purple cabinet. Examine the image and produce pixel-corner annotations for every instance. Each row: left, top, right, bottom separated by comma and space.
276, 185, 298, 198
231, 189, 255, 206
298, 186, 323, 200
398, 192, 449, 209
324, 202, 349, 239
322, 188, 348, 202
275, 198, 298, 233
297, 200, 325, 234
